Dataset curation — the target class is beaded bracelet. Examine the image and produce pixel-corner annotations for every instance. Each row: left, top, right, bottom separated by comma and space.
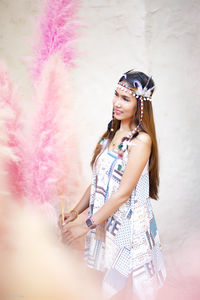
70, 209, 79, 219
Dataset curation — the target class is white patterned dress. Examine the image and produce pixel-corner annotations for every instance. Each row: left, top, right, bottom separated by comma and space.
84, 139, 166, 300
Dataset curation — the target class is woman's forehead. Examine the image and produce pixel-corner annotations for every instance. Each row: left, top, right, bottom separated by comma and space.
115, 87, 134, 98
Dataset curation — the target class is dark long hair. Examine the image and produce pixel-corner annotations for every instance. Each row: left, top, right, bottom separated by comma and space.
91, 70, 159, 200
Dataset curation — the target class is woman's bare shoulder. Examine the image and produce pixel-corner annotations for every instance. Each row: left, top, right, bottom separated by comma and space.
137, 132, 152, 145
128, 132, 152, 151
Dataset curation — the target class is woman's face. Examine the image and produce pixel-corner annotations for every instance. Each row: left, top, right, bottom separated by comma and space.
113, 84, 137, 122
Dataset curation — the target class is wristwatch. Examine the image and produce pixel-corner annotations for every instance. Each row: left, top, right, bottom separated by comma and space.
85, 215, 97, 229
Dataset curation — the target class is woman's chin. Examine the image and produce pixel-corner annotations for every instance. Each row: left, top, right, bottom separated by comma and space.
114, 115, 129, 121
114, 114, 123, 120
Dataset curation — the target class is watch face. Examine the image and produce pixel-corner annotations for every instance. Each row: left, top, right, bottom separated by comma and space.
86, 218, 93, 227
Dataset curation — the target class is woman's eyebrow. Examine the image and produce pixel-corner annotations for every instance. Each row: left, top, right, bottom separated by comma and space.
122, 95, 130, 99
115, 90, 130, 99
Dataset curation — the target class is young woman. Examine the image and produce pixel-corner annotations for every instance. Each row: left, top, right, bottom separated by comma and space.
59, 70, 166, 300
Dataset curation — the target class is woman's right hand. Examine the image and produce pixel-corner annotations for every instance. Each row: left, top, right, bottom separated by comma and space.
58, 211, 77, 230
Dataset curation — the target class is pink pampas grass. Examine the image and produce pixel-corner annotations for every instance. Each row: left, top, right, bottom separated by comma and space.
27, 54, 81, 207
29, 0, 81, 80
0, 0, 83, 219
0, 61, 26, 203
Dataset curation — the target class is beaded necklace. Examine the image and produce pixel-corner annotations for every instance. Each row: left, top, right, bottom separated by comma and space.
100, 129, 140, 159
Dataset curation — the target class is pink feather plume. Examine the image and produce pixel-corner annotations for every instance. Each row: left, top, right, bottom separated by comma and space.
27, 54, 81, 206
29, 0, 81, 80
0, 61, 27, 203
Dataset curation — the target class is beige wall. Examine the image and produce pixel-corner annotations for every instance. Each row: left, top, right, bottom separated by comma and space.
0, 0, 200, 271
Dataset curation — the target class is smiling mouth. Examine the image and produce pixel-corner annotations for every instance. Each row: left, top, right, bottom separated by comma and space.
114, 109, 123, 114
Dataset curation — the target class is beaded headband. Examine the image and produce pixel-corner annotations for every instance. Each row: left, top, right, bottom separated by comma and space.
116, 82, 152, 101
116, 75, 155, 101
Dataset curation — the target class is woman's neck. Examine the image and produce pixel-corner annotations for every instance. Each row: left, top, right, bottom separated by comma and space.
119, 119, 137, 133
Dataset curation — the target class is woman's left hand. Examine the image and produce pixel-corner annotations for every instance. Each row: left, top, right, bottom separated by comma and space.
61, 223, 89, 245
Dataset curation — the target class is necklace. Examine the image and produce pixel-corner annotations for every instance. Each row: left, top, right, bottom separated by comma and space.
112, 129, 131, 147
117, 128, 140, 156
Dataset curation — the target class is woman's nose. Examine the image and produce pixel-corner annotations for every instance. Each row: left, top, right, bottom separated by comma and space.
115, 99, 121, 107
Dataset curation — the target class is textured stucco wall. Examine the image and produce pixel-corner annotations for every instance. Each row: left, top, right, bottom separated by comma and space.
144, 0, 200, 255
0, 0, 200, 274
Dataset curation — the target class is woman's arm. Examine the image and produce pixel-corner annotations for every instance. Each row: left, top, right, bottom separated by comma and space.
58, 184, 91, 229
62, 133, 152, 244
90, 133, 152, 226
72, 184, 91, 215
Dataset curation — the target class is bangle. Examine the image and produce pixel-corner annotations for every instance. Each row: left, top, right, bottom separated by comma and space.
70, 209, 79, 219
